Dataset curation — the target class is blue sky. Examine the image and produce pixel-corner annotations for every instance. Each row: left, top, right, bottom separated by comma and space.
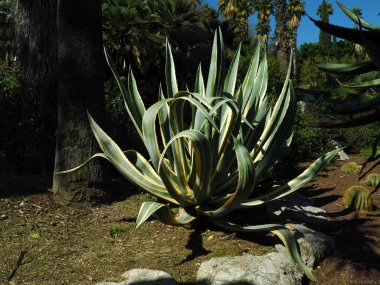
203, 0, 380, 46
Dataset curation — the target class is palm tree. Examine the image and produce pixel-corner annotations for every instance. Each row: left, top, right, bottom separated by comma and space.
317, 0, 333, 48
53, 0, 109, 206
287, 0, 305, 80
218, 0, 254, 41
275, 0, 290, 72
102, 0, 160, 72
14, 0, 57, 75
253, 0, 273, 43
351, 7, 362, 17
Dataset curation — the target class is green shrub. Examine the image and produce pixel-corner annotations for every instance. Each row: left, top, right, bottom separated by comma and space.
293, 101, 379, 160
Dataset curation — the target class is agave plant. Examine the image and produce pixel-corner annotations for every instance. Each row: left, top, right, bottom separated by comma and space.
308, 1, 380, 128
308, 1, 380, 176
343, 185, 373, 211
61, 30, 339, 281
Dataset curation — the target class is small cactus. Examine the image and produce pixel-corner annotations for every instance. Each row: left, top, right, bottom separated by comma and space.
341, 162, 361, 175
343, 185, 373, 211
363, 173, 380, 187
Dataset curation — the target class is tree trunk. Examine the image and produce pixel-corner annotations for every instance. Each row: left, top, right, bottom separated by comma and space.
15, 0, 57, 75
52, 0, 109, 206
275, 0, 290, 73
13, 1, 57, 174
292, 28, 297, 81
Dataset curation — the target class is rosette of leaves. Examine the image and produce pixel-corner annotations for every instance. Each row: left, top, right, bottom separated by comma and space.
61, 30, 339, 281
341, 161, 361, 175
343, 185, 373, 211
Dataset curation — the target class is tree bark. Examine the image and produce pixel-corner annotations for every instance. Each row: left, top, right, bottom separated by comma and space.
292, 28, 297, 81
52, 0, 109, 206
15, 0, 57, 75
275, 0, 290, 73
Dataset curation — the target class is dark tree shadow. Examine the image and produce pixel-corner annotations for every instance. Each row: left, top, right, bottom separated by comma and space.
177, 222, 211, 265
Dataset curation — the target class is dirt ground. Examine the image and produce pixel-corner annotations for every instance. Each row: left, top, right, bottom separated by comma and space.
0, 155, 379, 285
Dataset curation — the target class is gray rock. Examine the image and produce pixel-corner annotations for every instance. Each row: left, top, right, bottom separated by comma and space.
197, 253, 303, 285
276, 224, 335, 269
95, 281, 128, 285
121, 269, 178, 285
327, 140, 349, 160
197, 224, 335, 285
95, 269, 178, 285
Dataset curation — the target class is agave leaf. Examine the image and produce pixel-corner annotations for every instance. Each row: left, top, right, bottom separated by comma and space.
255, 82, 297, 179
340, 78, 380, 89
272, 228, 317, 282
224, 43, 241, 96
193, 64, 206, 131
206, 31, 218, 98
158, 129, 211, 204
194, 63, 205, 97
210, 219, 317, 282
242, 43, 261, 110
54, 153, 108, 174
143, 97, 217, 169
157, 85, 172, 161
136, 201, 166, 228
306, 110, 380, 128
242, 149, 339, 207
87, 113, 182, 204
154, 205, 197, 225
216, 27, 227, 97
199, 138, 255, 217
318, 62, 376, 75
308, 16, 379, 45
337, 1, 380, 31
331, 96, 380, 115
252, 54, 292, 162
362, 36, 380, 69
104, 48, 146, 140
165, 38, 178, 98
244, 50, 268, 121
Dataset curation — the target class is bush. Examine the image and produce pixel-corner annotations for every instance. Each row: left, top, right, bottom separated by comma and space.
292, 102, 379, 160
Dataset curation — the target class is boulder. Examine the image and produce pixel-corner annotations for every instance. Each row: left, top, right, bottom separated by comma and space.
197, 252, 303, 285
197, 224, 335, 285
276, 224, 335, 269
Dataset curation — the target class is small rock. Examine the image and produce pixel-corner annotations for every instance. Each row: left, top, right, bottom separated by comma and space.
95, 269, 178, 285
121, 269, 177, 284
0, 214, 8, 220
